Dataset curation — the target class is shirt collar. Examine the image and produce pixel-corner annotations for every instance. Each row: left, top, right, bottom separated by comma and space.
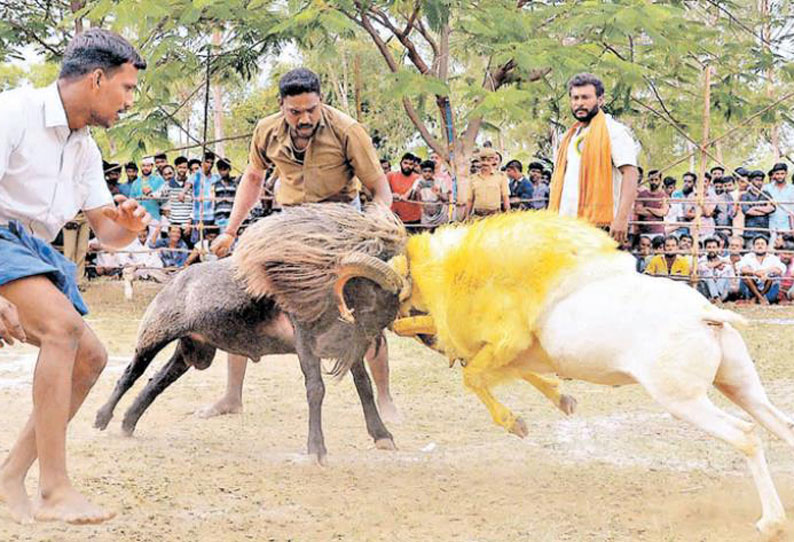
43, 83, 69, 129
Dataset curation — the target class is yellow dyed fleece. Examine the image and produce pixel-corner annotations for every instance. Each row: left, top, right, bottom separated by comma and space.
404, 211, 618, 368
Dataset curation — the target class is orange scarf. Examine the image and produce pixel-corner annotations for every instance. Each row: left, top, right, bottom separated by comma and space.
548, 110, 613, 226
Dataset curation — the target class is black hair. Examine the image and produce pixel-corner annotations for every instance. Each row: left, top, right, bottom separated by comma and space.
174, 156, 188, 166
161, 164, 175, 174
703, 237, 719, 247
505, 159, 523, 172
401, 152, 415, 162
154, 152, 167, 161
679, 233, 693, 242
59, 28, 146, 80
752, 235, 769, 245
663, 234, 680, 245
682, 171, 697, 181
651, 236, 664, 250
420, 160, 436, 171
216, 158, 231, 170
528, 161, 544, 171
188, 158, 201, 168
567, 72, 605, 97
710, 165, 725, 173
203, 151, 215, 161
125, 161, 138, 171
648, 169, 660, 178
278, 68, 321, 99
663, 176, 677, 186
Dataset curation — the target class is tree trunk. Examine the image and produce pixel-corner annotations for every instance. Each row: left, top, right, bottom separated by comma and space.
212, 29, 225, 157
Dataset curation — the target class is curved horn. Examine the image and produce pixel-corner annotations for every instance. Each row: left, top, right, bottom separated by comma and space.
334, 252, 406, 323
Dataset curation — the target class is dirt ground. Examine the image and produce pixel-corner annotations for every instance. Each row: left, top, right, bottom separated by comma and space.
0, 281, 793, 542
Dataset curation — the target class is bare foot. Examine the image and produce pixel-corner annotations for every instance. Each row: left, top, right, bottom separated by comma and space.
377, 397, 402, 425
195, 396, 242, 419
34, 486, 115, 525
0, 471, 33, 524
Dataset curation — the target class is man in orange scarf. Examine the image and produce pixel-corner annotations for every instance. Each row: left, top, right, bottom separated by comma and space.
549, 73, 640, 242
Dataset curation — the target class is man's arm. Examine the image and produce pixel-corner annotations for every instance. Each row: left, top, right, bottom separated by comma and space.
646, 198, 669, 218
361, 174, 392, 207
210, 163, 266, 257
611, 164, 638, 242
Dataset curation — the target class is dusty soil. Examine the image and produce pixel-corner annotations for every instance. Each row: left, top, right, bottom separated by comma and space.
0, 281, 793, 542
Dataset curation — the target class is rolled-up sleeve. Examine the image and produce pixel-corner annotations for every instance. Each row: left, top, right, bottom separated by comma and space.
609, 122, 639, 168
81, 140, 114, 210
248, 120, 270, 172
344, 123, 383, 188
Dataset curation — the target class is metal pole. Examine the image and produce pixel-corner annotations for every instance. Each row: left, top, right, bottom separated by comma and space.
692, 62, 711, 286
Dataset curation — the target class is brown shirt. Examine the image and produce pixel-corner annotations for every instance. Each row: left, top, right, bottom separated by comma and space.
466, 172, 510, 212
248, 104, 382, 205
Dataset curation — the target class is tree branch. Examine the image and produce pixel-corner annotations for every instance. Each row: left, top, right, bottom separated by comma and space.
414, 18, 439, 58
4, 19, 63, 57
366, 4, 431, 74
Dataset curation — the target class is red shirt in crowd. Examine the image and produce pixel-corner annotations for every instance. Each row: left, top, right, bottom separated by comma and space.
388, 170, 422, 223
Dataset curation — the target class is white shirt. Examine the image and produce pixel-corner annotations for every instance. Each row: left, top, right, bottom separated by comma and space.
737, 252, 786, 276
0, 84, 113, 241
558, 113, 639, 218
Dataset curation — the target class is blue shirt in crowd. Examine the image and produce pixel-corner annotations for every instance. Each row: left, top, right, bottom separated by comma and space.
151, 237, 189, 268
127, 173, 165, 220
191, 170, 220, 223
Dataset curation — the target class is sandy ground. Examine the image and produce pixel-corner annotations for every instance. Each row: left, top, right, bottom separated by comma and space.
0, 281, 793, 541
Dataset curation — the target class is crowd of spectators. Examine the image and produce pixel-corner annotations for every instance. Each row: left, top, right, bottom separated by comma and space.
61, 146, 794, 307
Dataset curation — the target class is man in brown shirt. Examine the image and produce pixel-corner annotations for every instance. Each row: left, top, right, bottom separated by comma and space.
465, 148, 511, 217
206, 68, 398, 421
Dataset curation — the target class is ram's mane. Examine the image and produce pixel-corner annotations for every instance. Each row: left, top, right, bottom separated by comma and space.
233, 203, 406, 323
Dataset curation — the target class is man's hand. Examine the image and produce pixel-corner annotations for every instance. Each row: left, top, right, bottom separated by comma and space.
142, 186, 152, 196
211, 233, 235, 258
0, 295, 25, 347
101, 195, 152, 232
609, 215, 630, 244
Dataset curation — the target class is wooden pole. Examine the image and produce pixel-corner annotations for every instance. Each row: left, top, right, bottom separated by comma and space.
691, 62, 711, 285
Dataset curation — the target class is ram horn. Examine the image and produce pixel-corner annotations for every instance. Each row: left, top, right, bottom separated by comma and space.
333, 252, 406, 323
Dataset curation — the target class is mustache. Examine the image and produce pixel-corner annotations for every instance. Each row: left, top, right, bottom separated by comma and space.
297, 123, 314, 130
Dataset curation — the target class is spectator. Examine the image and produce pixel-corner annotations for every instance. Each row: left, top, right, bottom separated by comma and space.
634, 169, 668, 239
679, 172, 716, 238
430, 151, 454, 195
740, 170, 775, 247
388, 152, 422, 226
541, 169, 552, 185
678, 232, 695, 269
127, 156, 165, 225
148, 224, 189, 270
646, 235, 690, 277
185, 229, 220, 266
104, 161, 126, 196
162, 156, 193, 240
380, 158, 391, 175
154, 152, 168, 175
87, 236, 122, 278
465, 147, 510, 217
123, 161, 139, 193
549, 73, 640, 242
527, 162, 549, 210
469, 154, 481, 175
713, 176, 736, 235
662, 176, 682, 234
504, 159, 534, 210
697, 237, 736, 302
409, 160, 449, 230
710, 165, 724, 181
764, 162, 794, 241
738, 235, 785, 304
635, 234, 652, 273
776, 238, 794, 304
121, 229, 167, 282
728, 235, 744, 271
187, 151, 219, 228
213, 158, 237, 229
188, 158, 201, 175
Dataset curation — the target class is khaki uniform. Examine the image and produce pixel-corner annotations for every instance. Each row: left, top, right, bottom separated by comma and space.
61, 212, 90, 285
248, 104, 382, 205
467, 172, 510, 214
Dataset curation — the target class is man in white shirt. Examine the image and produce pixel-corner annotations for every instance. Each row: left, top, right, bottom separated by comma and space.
0, 29, 150, 524
549, 73, 640, 242
738, 235, 786, 304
